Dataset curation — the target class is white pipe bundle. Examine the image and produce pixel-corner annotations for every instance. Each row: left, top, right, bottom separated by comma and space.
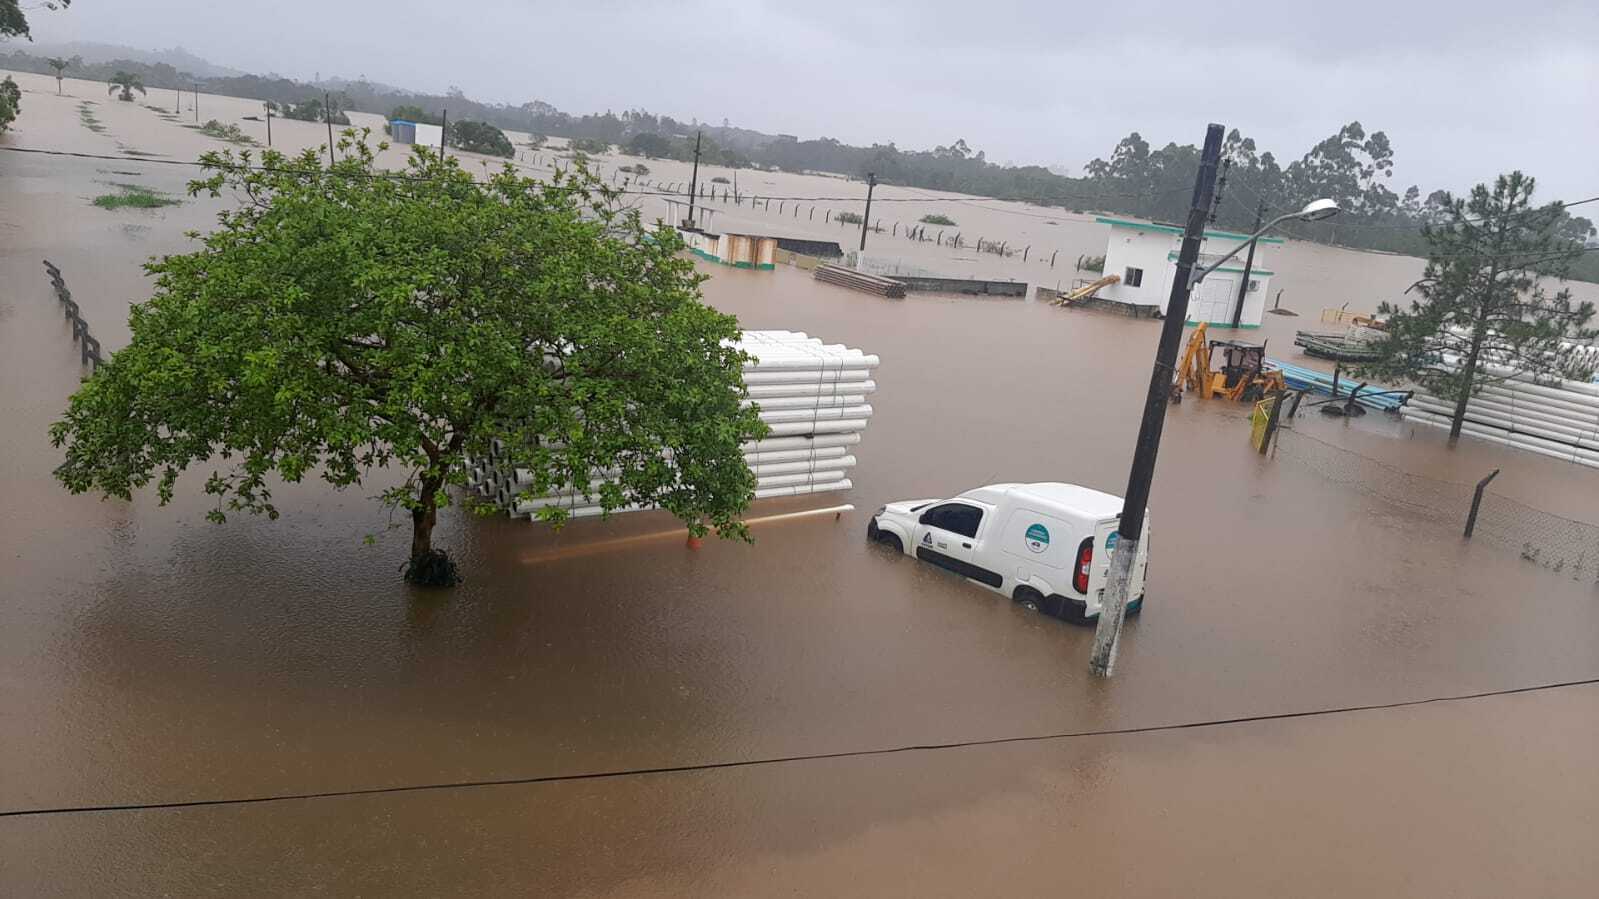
1403, 365, 1599, 469
469, 331, 879, 519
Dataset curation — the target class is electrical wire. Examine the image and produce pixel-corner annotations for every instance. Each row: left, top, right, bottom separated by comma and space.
2, 673, 1596, 819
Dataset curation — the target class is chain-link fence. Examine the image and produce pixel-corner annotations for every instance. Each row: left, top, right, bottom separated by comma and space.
1470, 491, 1599, 582
1276, 429, 1599, 583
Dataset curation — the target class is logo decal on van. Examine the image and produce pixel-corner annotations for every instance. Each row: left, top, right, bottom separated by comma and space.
1106, 532, 1120, 554
922, 532, 933, 546
1024, 523, 1050, 553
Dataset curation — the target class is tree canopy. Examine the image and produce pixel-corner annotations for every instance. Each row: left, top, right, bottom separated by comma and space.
46, 55, 68, 93
448, 120, 513, 157
1, 0, 68, 40
51, 135, 767, 584
107, 71, 146, 101
281, 95, 351, 125
0, 76, 19, 133
388, 103, 439, 125
1357, 171, 1597, 443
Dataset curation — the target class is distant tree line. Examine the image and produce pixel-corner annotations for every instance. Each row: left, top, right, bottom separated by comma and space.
3, 47, 1591, 279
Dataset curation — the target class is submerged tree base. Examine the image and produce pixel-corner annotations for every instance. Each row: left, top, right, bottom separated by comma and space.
404, 550, 461, 587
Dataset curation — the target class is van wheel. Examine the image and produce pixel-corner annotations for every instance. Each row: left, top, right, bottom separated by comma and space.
1013, 586, 1044, 613
1127, 594, 1144, 616
876, 532, 903, 554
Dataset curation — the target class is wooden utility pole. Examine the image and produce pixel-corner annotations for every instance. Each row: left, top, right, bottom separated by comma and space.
193, 84, 199, 122
859, 172, 877, 253
1090, 123, 1225, 678
1230, 199, 1267, 328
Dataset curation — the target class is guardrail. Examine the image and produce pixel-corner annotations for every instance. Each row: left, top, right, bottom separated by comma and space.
42, 259, 104, 372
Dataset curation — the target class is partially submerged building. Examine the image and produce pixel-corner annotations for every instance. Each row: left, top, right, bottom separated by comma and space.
389, 119, 445, 148
678, 227, 778, 270
1093, 217, 1282, 327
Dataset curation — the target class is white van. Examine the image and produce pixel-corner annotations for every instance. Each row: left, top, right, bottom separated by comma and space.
867, 482, 1150, 624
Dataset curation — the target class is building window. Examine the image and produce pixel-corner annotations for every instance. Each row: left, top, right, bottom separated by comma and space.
1124, 267, 1144, 288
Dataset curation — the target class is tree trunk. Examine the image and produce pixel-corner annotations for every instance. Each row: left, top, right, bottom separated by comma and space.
410, 473, 442, 560
1450, 321, 1490, 446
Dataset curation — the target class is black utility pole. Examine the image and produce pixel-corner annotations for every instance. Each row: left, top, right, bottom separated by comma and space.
686, 131, 702, 229
1090, 123, 1226, 678
439, 109, 448, 161
194, 84, 199, 122
1230, 199, 1267, 328
858, 172, 877, 253
265, 102, 272, 147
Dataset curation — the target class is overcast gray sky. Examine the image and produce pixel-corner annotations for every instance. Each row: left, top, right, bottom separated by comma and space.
27, 0, 1599, 198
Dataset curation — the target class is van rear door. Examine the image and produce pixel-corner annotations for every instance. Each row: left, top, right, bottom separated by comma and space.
1090, 515, 1150, 616
1088, 517, 1121, 614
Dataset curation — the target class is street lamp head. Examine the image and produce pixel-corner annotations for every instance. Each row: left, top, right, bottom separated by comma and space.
1296, 198, 1341, 222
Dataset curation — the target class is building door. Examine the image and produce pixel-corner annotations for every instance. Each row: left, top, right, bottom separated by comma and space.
1189, 276, 1235, 324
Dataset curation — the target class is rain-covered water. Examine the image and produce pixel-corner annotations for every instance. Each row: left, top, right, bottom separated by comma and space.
3, 71, 1598, 895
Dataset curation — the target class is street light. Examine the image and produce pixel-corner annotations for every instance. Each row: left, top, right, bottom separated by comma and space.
1191, 198, 1342, 287
1088, 124, 1336, 679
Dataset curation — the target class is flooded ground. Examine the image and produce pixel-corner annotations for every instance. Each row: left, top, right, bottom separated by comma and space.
4, 71, 1599, 895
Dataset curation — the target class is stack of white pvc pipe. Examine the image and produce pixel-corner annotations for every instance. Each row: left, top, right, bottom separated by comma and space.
464, 330, 879, 519
1403, 367, 1599, 468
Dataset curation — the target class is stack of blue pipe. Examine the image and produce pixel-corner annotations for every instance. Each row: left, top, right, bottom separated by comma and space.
1265, 359, 1410, 412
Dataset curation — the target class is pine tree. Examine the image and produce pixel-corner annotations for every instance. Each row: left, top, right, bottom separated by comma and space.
1360, 171, 1597, 444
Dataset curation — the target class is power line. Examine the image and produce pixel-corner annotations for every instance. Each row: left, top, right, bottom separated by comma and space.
2, 673, 1595, 820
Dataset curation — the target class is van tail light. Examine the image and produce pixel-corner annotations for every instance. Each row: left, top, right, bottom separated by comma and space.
1073, 538, 1093, 593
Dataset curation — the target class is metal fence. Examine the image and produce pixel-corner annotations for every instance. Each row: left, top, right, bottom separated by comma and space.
1276, 428, 1599, 583
42, 259, 104, 372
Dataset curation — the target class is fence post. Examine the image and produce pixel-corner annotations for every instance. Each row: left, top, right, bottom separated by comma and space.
1259, 390, 1285, 455
1464, 469, 1501, 538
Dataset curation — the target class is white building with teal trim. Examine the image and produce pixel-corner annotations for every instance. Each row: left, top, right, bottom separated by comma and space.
1093, 217, 1281, 328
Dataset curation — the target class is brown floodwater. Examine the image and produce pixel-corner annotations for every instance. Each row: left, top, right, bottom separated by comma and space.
3, 70, 1599, 895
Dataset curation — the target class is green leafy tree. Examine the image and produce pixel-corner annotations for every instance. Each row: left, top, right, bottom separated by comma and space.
107, 71, 146, 102
626, 132, 671, 159
50, 135, 767, 584
388, 104, 438, 125
448, 119, 513, 157
1, 0, 69, 39
47, 56, 68, 94
283, 96, 350, 125
0, 76, 19, 133
568, 137, 610, 155
1358, 171, 1597, 444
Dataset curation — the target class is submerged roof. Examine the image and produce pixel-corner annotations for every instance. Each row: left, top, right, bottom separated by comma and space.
1095, 216, 1285, 245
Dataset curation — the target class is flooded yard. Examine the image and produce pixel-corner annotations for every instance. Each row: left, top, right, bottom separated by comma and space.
3, 70, 1598, 896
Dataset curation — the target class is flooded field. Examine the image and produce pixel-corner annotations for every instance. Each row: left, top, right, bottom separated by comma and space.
4, 70, 1599, 894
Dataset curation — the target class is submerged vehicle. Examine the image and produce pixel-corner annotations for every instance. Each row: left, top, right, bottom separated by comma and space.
868, 482, 1150, 624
